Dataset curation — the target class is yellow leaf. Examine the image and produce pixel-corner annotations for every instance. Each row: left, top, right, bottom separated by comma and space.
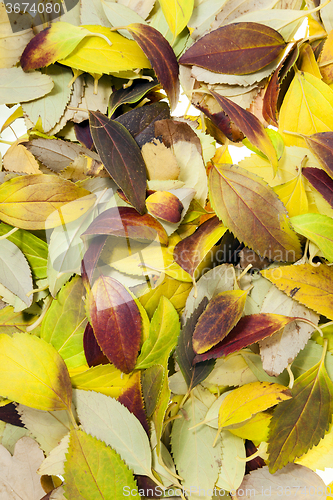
0, 106, 23, 133
218, 381, 291, 428
274, 173, 309, 217
0, 333, 72, 411
298, 43, 322, 79
319, 30, 333, 85
0, 174, 95, 230
228, 411, 272, 444
279, 71, 333, 147
70, 364, 130, 398
262, 263, 333, 320
212, 146, 233, 164
296, 422, 333, 471
59, 26, 150, 75
3, 142, 40, 174
159, 0, 194, 38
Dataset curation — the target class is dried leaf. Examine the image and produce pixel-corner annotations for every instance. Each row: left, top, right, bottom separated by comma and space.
127, 23, 180, 111
109, 78, 159, 115
146, 191, 183, 222
208, 163, 302, 262
3, 143, 40, 174
235, 463, 326, 499
88, 276, 142, 373
118, 372, 149, 435
305, 131, 333, 178
141, 365, 164, 417
0, 437, 45, 500
89, 111, 147, 214
216, 430, 246, 492
0, 3, 33, 69
261, 263, 333, 320
0, 67, 53, 105
180, 22, 285, 74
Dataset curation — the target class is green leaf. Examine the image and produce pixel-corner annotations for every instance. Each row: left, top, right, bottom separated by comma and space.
171, 394, 221, 496
0, 223, 48, 279
135, 296, 180, 369
141, 365, 164, 417
64, 429, 139, 500
41, 276, 87, 369
0, 333, 72, 411
109, 78, 159, 116
290, 213, 333, 262
268, 354, 333, 473
0, 306, 38, 334
215, 430, 246, 492
74, 389, 154, 480
0, 238, 33, 308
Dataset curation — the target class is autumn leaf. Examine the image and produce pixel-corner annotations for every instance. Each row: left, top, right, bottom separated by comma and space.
0, 174, 93, 230
268, 353, 333, 473
173, 216, 226, 279
127, 23, 180, 112
179, 22, 286, 74
290, 213, 333, 262
88, 276, 142, 373
89, 111, 147, 214
159, 0, 194, 37
218, 381, 291, 428
208, 163, 302, 262
194, 313, 300, 363
303, 167, 333, 208
305, 131, 333, 178
118, 372, 149, 435
146, 191, 183, 223
82, 206, 168, 245
261, 263, 333, 320
0, 333, 72, 411
192, 289, 248, 354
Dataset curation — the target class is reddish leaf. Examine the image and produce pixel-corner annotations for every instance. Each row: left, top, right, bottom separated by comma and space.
245, 440, 266, 474
0, 403, 24, 428
83, 322, 109, 368
179, 22, 286, 75
305, 132, 333, 179
302, 167, 333, 208
82, 206, 168, 245
74, 121, 94, 150
127, 24, 180, 112
81, 235, 108, 289
263, 43, 298, 127
210, 91, 278, 171
118, 372, 149, 436
88, 276, 142, 373
146, 191, 183, 223
174, 216, 226, 278
194, 313, 298, 363
192, 290, 248, 354
89, 111, 147, 214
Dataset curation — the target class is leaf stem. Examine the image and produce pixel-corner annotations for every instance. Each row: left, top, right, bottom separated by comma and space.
286, 363, 295, 389
26, 295, 53, 332
0, 227, 19, 240
26, 283, 50, 298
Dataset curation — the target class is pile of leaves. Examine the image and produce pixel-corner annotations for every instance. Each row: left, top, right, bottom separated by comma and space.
2, 0, 333, 498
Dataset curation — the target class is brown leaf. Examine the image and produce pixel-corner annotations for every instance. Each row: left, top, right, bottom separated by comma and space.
118, 372, 149, 435
179, 22, 286, 75
194, 313, 298, 363
302, 167, 333, 208
89, 111, 147, 214
155, 119, 202, 155
305, 132, 333, 178
81, 235, 108, 289
174, 216, 226, 278
88, 276, 142, 373
146, 191, 183, 223
210, 91, 278, 171
263, 43, 298, 127
127, 24, 180, 112
82, 206, 168, 245
192, 289, 248, 354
